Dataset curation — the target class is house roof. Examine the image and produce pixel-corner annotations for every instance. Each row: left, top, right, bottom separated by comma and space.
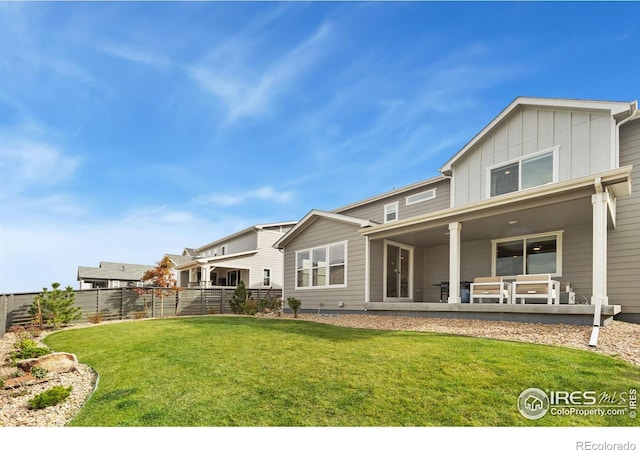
273, 210, 377, 249
439, 96, 638, 176
194, 221, 297, 253
174, 250, 259, 270
331, 175, 447, 214
166, 254, 196, 266
77, 261, 155, 281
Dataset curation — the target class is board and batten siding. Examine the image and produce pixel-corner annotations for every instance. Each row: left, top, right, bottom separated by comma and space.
452, 106, 616, 207
339, 179, 451, 223
283, 218, 366, 311
608, 120, 640, 315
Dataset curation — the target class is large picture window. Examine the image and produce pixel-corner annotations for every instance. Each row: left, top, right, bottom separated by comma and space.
489, 149, 556, 197
296, 241, 347, 289
492, 232, 562, 277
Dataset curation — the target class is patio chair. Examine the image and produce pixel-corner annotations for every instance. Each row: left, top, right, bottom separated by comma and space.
512, 274, 560, 305
469, 276, 512, 304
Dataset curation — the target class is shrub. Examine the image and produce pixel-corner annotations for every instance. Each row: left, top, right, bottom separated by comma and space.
29, 283, 82, 330
31, 366, 49, 380
87, 313, 104, 324
230, 281, 250, 314
10, 338, 51, 363
243, 299, 258, 316
28, 386, 72, 410
286, 297, 302, 318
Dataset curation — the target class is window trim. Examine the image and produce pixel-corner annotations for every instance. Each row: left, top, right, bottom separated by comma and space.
486, 146, 560, 198
405, 188, 437, 206
384, 201, 399, 223
491, 230, 563, 278
295, 241, 348, 290
383, 239, 414, 301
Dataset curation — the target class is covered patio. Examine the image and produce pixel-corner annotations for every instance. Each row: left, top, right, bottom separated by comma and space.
361, 167, 631, 325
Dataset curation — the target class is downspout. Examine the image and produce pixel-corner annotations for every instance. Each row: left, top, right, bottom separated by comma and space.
590, 107, 640, 347
589, 178, 604, 348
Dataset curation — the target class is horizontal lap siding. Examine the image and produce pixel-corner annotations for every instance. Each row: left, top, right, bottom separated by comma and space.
339, 180, 451, 223
283, 218, 366, 311
609, 120, 640, 313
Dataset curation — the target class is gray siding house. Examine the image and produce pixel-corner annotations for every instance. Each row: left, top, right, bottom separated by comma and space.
77, 261, 156, 289
275, 97, 640, 326
170, 222, 296, 290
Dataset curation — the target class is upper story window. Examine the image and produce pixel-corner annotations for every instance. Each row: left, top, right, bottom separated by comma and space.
296, 241, 347, 289
489, 148, 557, 197
384, 202, 399, 223
405, 188, 436, 206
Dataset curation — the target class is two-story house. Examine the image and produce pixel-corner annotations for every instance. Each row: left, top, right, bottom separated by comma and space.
274, 97, 640, 326
169, 221, 297, 290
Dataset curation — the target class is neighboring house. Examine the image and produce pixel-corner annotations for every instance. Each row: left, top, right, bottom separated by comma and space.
77, 261, 155, 289
168, 222, 297, 289
275, 97, 640, 325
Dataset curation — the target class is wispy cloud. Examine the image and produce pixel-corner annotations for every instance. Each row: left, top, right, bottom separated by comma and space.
0, 136, 80, 197
187, 22, 332, 125
99, 43, 173, 67
195, 186, 294, 208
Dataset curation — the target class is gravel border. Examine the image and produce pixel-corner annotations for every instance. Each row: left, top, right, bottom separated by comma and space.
1, 314, 638, 427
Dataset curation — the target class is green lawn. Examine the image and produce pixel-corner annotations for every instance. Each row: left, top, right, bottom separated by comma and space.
43, 316, 640, 426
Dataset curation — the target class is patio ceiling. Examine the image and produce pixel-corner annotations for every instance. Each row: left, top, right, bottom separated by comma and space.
371, 196, 594, 248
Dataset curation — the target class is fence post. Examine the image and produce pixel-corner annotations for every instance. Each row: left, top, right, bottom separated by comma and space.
121, 288, 126, 320
221, 288, 225, 314
1, 295, 6, 336
8, 293, 14, 329
151, 291, 155, 318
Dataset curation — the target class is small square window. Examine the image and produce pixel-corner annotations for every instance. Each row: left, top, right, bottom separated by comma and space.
384, 202, 398, 223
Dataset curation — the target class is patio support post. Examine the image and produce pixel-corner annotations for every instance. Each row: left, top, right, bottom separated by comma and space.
201, 266, 210, 288
592, 190, 609, 306
448, 222, 462, 303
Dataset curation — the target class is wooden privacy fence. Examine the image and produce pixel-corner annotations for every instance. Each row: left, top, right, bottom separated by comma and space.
0, 287, 283, 333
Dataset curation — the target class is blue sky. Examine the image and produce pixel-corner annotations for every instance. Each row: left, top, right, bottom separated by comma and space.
1, 1, 640, 293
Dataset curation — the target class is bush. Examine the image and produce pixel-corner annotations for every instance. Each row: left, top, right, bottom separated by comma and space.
87, 313, 104, 324
286, 297, 302, 318
243, 299, 258, 316
9, 338, 51, 363
31, 366, 49, 380
28, 386, 72, 410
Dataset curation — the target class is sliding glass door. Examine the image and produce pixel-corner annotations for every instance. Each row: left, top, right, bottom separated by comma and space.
385, 241, 413, 301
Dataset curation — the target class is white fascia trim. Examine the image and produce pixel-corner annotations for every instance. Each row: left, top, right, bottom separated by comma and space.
440, 97, 635, 175
361, 166, 632, 238
273, 209, 375, 249
332, 175, 446, 213
175, 250, 258, 269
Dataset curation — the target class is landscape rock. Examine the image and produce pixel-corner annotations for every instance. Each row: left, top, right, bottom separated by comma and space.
17, 352, 79, 374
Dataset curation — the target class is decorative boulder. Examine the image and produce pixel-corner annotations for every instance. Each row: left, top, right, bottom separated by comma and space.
17, 352, 79, 374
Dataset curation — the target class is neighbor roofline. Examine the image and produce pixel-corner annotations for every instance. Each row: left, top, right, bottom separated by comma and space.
194, 221, 298, 252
